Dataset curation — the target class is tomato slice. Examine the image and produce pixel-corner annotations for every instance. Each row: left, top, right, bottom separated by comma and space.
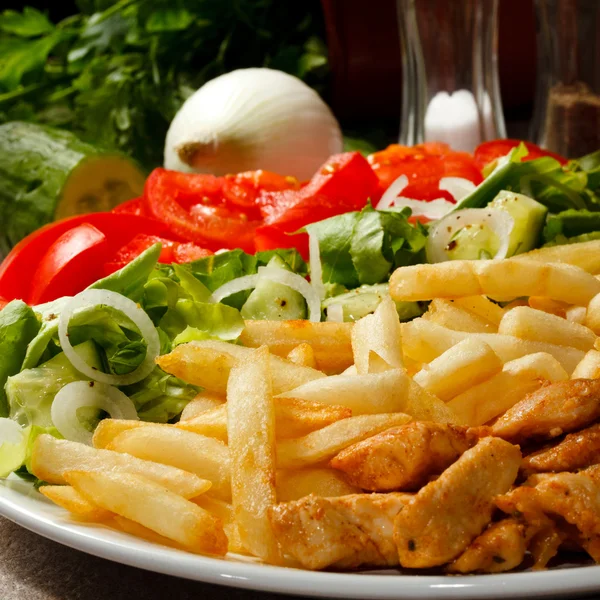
254, 225, 309, 260
260, 152, 378, 231
143, 169, 259, 253
172, 243, 213, 263
112, 197, 145, 216
0, 213, 171, 302
473, 140, 568, 171
29, 224, 109, 304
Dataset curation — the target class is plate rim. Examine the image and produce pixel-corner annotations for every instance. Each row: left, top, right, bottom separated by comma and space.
2, 478, 600, 600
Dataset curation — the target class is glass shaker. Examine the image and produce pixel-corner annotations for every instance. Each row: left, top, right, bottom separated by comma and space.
531, 0, 600, 157
397, 0, 506, 152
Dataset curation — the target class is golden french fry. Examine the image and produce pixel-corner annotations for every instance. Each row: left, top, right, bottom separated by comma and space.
177, 406, 228, 442
276, 468, 359, 502
180, 391, 226, 421
566, 306, 587, 324
31, 435, 211, 499
452, 296, 506, 326
240, 320, 353, 374
227, 346, 280, 563
193, 495, 246, 554
286, 343, 317, 369
351, 295, 404, 374
65, 470, 228, 556
276, 413, 412, 469
92, 419, 153, 449
585, 293, 600, 334
498, 306, 596, 352
390, 259, 600, 305
447, 352, 569, 426
106, 425, 230, 500
276, 368, 456, 423
40, 485, 112, 521
401, 318, 585, 373
572, 350, 600, 379
528, 296, 569, 318
413, 338, 503, 402
516, 239, 600, 273
157, 340, 325, 394
113, 515, 184, 550
425, 299, 495, 333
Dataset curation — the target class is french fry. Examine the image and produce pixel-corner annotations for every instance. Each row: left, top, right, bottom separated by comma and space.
113, 515, 184, 550
180, 391, 226, 421
177, 399, 352, 442
413, 338, 503, 402
276, 468, 359, 502
401, 318, 585, 373
286, 343, 317, 369
586, 293, 600, 334
276, 368, 456, 423
498, 306, 596, 352
276, 413, 412, 469
566, 306, 587, 324
528, 296, 569, 318
447, 352, 569, 426
351, 295, 403, 374
425, 299, 495, 333
515, 239, 600, 273
572, 350, 600, 379
92, 419, 153, 449
65, 470, 228, 556
40, 485, 112, 521
105, 425, 231, 500
157, 340, 325, 394
227, 346, 280, 563
31, 435, 211, 499
240, 320, 354, 374
193, 496, 246, 554
452, 296, 505, 326
390, 259, 600, 305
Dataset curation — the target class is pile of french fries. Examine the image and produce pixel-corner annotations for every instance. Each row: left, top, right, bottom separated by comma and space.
30, 241, 600, 570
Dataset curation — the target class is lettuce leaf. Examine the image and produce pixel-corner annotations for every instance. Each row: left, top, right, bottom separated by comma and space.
543, 209, 600, 244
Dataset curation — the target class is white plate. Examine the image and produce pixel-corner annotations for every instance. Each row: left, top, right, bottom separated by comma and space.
1, 475, 599, 600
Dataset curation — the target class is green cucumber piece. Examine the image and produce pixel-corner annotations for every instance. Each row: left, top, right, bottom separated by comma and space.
240, 256, 307, 320
0, 122, 146, 255
489, 191, 548, 255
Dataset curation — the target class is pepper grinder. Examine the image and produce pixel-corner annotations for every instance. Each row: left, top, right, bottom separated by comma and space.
397, 0, 506, 152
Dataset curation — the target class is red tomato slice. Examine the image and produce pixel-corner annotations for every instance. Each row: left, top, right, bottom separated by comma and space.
29, 224, 108, 305
260, 152, 378, 231
254, 225, 309, 260
172, 243, 213, 263
143, 169, 258, 253
473, 140, 568, 171
0, 213, 171, 302
112, 197, 145, 216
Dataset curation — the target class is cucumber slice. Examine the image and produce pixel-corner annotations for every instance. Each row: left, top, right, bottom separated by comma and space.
0, 122, 146, 254
240, 256, 307, 320
489, 191, 548, 256
7, 340, 103, 428
323, 284, 423, 322
445, 224, 499, 261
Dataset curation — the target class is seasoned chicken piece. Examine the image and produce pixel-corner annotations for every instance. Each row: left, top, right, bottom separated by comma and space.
330, 421, 485, 491
394, 437, 521, 568
522, 423, 600, 476
528, 526, 568, 570
446, 519, 527, 574
497, 471, 600, 562
492, 379, 600, 444
269, 493, 410, 570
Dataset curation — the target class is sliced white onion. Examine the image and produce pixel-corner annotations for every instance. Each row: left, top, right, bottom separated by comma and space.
209, 274, 260, 304
257, 267, 321, 322
391, 197, 456, 220
426, 208, 514, 263
439, 177, 477, 202
0, 418, 25, 447
308, 232, 326, 301
58, 289, 160, 386
326, 303, 344, 323
51, 381, 138, 445
375, 175, 409, 210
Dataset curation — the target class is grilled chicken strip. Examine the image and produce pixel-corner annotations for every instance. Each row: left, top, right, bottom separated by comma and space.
492, 379, 600, 444
394, 437, 521, 568
330, 421, 485, 491
497, 471, 600, 562
446, 519, 527, 574
521, 423, 600, 477
269, 493, 411, 570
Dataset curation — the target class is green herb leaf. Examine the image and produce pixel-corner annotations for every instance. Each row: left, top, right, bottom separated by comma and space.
0, 7, 54, 37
